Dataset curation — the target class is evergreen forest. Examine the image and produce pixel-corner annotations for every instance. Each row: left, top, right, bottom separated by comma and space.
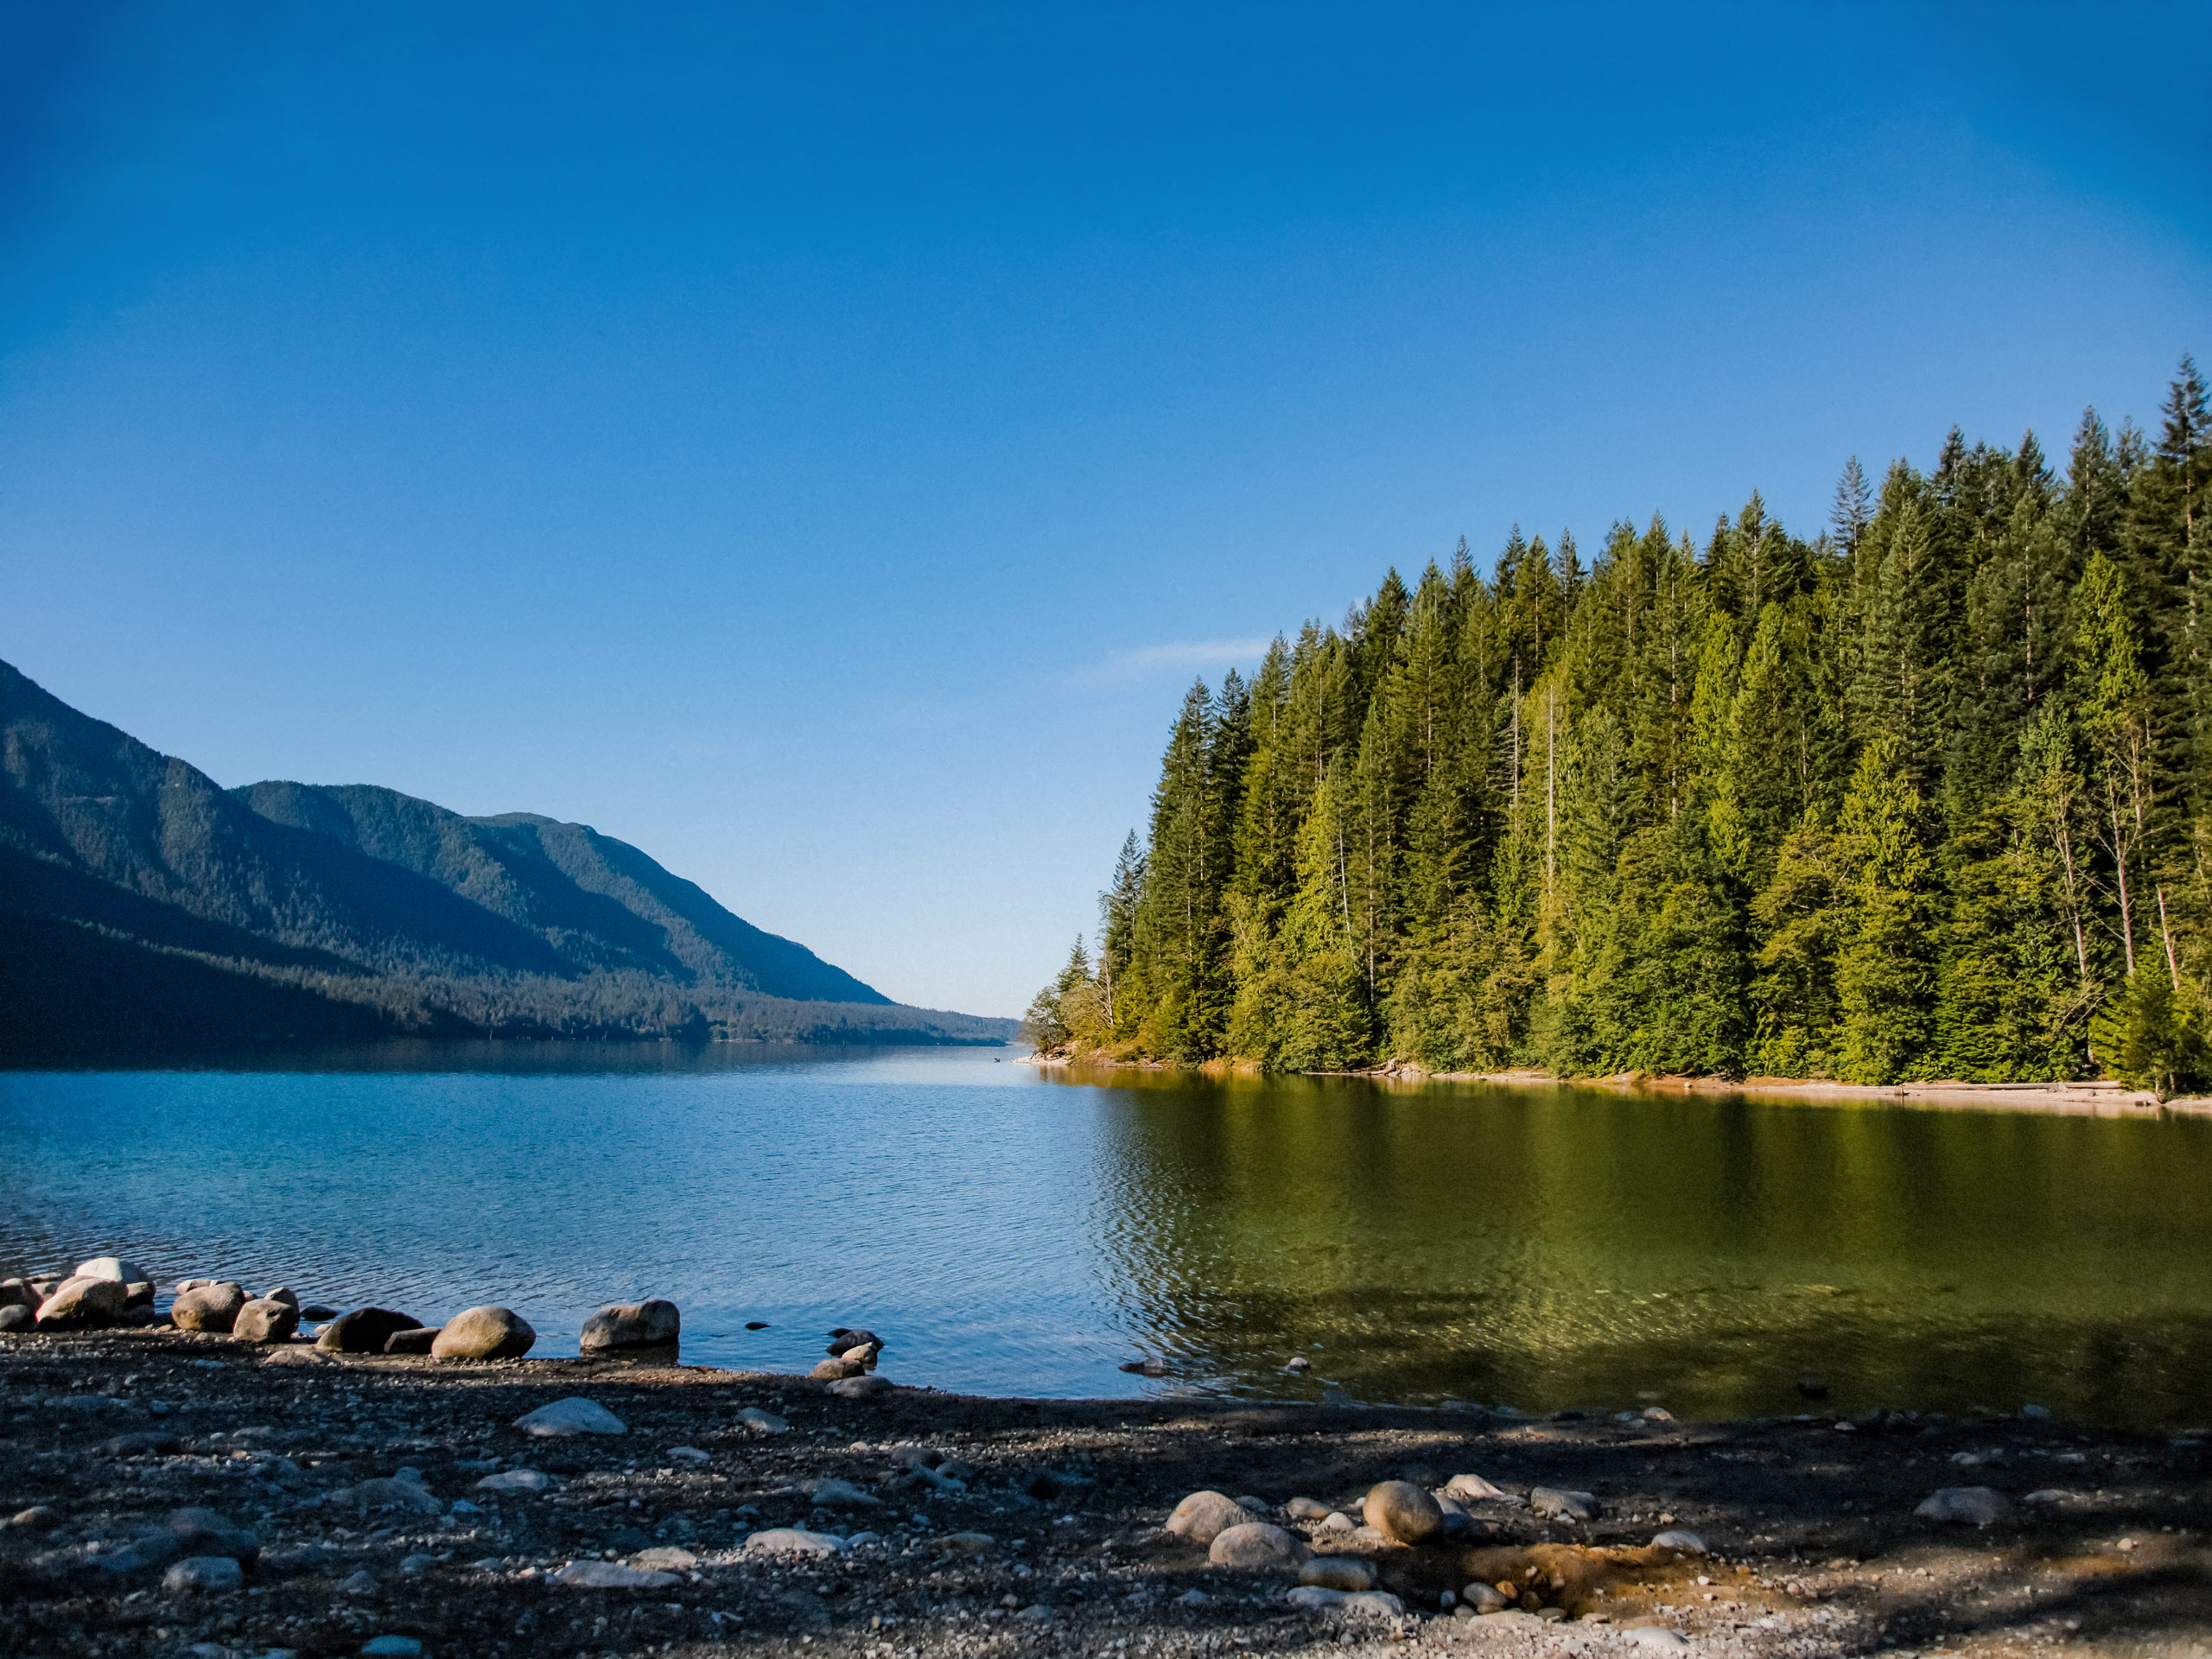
1025, 361, 2212, 1092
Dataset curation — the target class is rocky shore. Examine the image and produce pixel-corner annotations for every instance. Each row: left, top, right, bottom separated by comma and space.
4, 1267, 2210, 1659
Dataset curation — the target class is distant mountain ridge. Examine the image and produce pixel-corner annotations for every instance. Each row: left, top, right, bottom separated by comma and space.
0, 659, 1013, 1057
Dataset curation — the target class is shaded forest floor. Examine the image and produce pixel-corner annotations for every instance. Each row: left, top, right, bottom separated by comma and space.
3, 1328, 2209, 1659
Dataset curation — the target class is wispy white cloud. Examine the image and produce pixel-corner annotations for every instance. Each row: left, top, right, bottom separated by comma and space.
1066, 637, 1276, 689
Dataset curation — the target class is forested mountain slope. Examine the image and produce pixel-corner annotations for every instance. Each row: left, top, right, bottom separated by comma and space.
1028, 359, 2211, 1092
0, 661, 1012, 1056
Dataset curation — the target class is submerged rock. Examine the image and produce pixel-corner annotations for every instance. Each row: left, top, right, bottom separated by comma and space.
579, 1299, 680, 1352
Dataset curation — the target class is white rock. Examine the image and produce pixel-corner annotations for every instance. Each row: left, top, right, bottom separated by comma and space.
2022, 1489, 2075, 1504
477, 1468, 554, 1492
810, 1477, 881, 1510
550, 1559, 677, 1587
1531, 1486, 1599, 1521
743, 1528, 846, 1558
1626, 1628, 1688, 1649
512, 1397, 627, 1437
73, 1256, 151, 1286
1650, 1529, 1706, 1553
1916, 1486, 2012, 1526
1444, 1472, 1508, 1501
1208, 1522, 1307, 1569
630, 1547, 697, 1570
163, 1556, 244, 1592
737, 1408, 789, 1434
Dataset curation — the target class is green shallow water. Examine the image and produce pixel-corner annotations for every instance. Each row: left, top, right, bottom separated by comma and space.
1, 1045, 2207, 1425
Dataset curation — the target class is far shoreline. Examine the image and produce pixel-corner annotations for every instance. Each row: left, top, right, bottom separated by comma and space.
1025, 1052, 2212, 1116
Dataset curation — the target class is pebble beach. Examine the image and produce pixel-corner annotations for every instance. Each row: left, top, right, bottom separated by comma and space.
4, 1260, 2210, 1659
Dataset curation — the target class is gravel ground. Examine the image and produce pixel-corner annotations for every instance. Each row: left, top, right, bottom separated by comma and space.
3, 1328, 2209, 1659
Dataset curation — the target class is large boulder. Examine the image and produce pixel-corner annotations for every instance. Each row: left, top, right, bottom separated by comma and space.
1164, 1491, 1254, 1545
73, 1255, 152, 1287
1209, 1522, 1307, 1570
433, 1306, 537, 1360
316, 1308, 423, 1354
232, 1299, 299, 1344
579, 1299, 680, 1353
170, 1283, 248, 1333
1363, 1480, 1446, 1545
37, 1276, 128, 1330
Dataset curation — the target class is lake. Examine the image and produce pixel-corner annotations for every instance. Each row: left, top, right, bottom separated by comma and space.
3, 1045, 2209, 1427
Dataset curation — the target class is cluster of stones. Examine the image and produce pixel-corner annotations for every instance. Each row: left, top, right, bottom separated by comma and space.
806, 1326, 899, 1401
1159, 1473, 1702, 1624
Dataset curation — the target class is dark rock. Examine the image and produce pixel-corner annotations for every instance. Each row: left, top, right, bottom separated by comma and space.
1798, 1377, 1831, 1399
0, 1304, 32, 1333
301, 1303, 340, 1321
317, 1308, 423, 1354
99, 1432, 182, 1458
384, 1327, 442, 1356
1119, 1358, 1169, 1376
0, 1278, 33, 1308
165, 1507, 260, 1567
259, 1541, 338, 1575
579, 1298, 680, 1352
745, 1320, 770, 1330
827, 1326, 882, 1354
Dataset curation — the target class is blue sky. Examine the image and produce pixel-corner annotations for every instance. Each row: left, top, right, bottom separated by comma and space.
3, 3, 2207, 1017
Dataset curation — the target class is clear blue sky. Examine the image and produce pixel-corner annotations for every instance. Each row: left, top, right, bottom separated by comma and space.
3, 4, 2207, 1017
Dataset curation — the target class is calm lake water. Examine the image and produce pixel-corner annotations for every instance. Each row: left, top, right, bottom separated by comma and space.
2, 1045, 2209, 1427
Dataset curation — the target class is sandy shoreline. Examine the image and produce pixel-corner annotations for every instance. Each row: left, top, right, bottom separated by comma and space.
1027, 1056, 2209, 1116
3, 1326, 2209, 1659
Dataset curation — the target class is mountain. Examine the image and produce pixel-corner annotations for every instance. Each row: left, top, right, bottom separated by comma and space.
0, 659, 1014, 1058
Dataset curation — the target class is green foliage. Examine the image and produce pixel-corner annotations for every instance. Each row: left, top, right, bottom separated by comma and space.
1033, 359, 2212, 1090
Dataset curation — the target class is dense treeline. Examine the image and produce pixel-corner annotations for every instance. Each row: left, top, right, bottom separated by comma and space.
1028, 360, 2212, 1091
